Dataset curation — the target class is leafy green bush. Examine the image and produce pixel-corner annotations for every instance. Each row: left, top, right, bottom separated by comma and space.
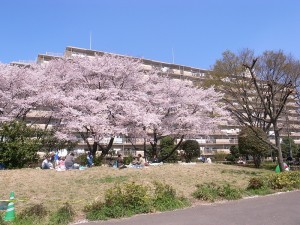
247, 177, 265, 190
152, 181, 190, 211
48, 203, 74, 225
267, 171, 300, 190
181, 140, 200, 163
74, 153, 88, 165
93, 155, 102, 166
192, 183, 220, 202
238, 127, 270, 168
106, 183, 151, 214
85, 182, 152, 220
18, 204, 48, 219
225, 154, 236, 163
84, 181, 189, 220
225, 146, 240, 162
0, 121, 40, 169
159, 136, 178, 163
213, 151, 227, 162
218, 184, 242, 200
123, 155, 134, 165
246, 171, 300, 196
192, 183, 242, 202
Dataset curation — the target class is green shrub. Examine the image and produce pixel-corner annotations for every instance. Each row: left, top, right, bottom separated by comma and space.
192, 183, 242, 202
92, 155, 103, 166
48, 203, 74, 225
247, 177, 265, 190
74, 153, 88, 165
159, 136, 179, 163
106, 182, 151, 214
192, 183, 220, 202
84, 181, 190, 220
85, 182, 152, 220
218, 184, 242, 200
181, 140, 200, 162
213, 152, 227, 162
267, 171, 300, 190
19, 203, 48, 219
0, 121, 40, 169
152, 181, 190, 211
225, 154, 236, 163
246, 171, 300, 195
123, 155, 134, 165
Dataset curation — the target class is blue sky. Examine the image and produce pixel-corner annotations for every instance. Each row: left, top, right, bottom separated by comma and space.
1, 0, 299, 69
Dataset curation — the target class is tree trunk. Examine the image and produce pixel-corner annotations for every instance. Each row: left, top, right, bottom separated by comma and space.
91, 141, 98, 157
274, 127, 284, 172
253, 154, 261, 168
84, 138, 93, 153
150, 130, 158, 157
98, 137, 114, 162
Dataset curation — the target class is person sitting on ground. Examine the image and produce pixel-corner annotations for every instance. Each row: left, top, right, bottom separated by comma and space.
42, 156, 53, 169
87, 151, 93, 167
237, 157, 246, 165
54, 151, 59, 168
132, 154, 145, 167
198, 155, 205, 163
151, 154, 159, 163
65, 152, 75, 170
283, 162, 290, 171
58, 156, 66, 170
49, 152, 55, 167
206, 157, 212, 164
117, 153, 126, 169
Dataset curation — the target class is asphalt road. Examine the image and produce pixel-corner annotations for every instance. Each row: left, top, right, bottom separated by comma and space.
75, 191, 300, 225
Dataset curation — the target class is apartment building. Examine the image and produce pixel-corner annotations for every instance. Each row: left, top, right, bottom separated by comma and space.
10, 46, 300, 155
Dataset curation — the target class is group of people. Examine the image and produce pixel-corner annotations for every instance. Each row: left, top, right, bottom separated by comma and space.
198, 155, 212, 163
42, 152, 75, 170
42, 151, 152, 170
113, 153, 159, 169
41, 151, 94, 170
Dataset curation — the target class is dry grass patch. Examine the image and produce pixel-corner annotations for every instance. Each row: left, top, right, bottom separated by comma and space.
0, 163, 271, 221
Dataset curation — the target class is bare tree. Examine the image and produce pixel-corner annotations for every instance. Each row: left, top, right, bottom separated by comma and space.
209, 49, 300, 171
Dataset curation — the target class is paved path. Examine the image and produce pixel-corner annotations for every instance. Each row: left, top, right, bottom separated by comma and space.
75, 191, 300, 225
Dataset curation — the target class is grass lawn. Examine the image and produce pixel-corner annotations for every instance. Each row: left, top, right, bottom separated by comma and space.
0, 163, 273, 222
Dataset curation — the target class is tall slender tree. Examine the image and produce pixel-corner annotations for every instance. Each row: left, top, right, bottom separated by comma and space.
209, 49, 300, 171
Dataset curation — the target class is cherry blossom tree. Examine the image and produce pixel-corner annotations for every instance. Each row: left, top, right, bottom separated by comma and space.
40, 55, 154, 159
0, 63, 43, 122
0, 54, 227, 163
142, 74, 226, 161
38, 54, 226, 162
